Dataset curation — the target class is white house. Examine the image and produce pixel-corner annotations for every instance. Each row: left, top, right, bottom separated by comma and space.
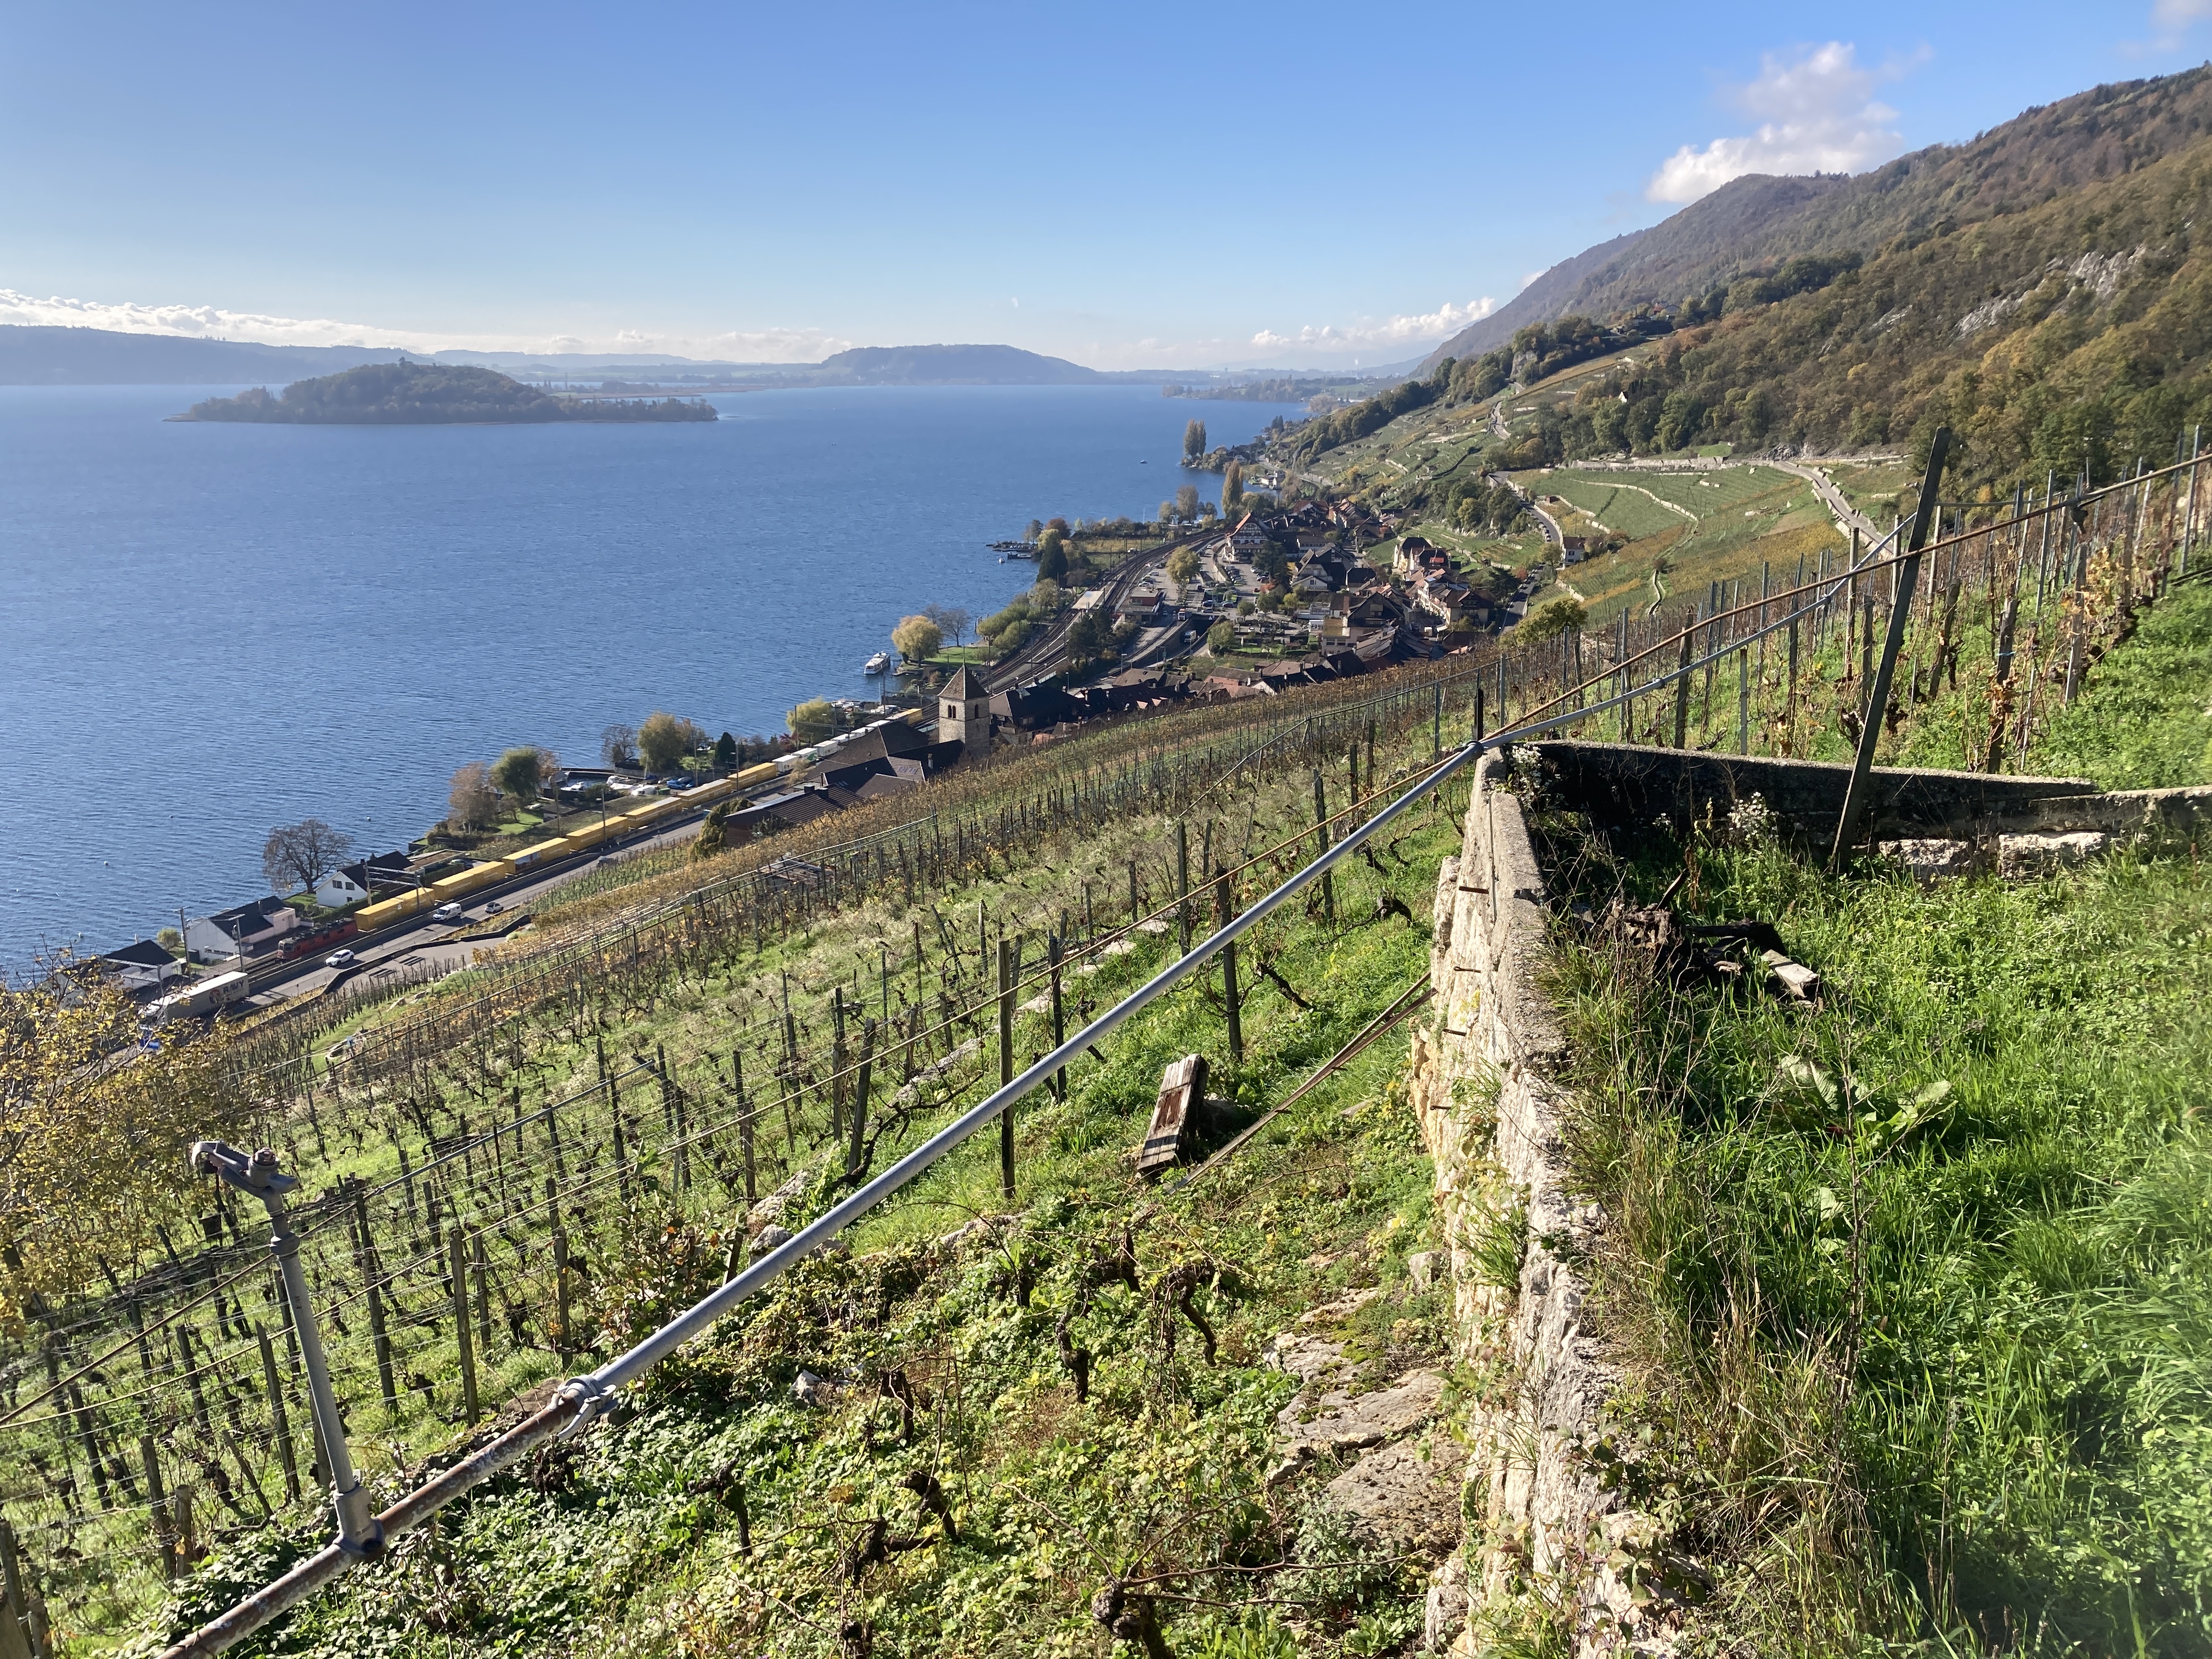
185, 898, 300, 963
314, 851, 412, 909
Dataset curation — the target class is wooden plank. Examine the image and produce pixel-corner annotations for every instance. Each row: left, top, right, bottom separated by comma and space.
1138, 1054, 1207, 1176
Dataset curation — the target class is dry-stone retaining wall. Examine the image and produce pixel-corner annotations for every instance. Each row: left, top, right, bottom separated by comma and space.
1404, 742, 2212, 1654
1406, 748, 1632, 1655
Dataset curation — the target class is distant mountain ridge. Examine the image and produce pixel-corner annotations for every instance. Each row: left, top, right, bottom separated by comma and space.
0, 328, 1156, 387
1423, 64, 2212, 369
812, 344, 1103, 384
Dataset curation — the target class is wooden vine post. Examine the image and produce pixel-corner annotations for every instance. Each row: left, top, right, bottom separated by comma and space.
253, 1327, 300, 1504
449, 1232, 479, 1426
1832, 427, 1950, 869
1215, 871, 1243, 1062
997, 940, 1016, 1199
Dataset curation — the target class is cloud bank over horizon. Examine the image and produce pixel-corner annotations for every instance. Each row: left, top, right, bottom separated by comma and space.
0, 284, 1509, 373
0, 290, 852, 362
1249, 296, 1497, 356
1646, 42, 1911, 204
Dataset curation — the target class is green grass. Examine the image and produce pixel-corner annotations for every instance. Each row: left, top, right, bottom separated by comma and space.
134, 789, 1470, 1659
1531, 477, 1686, 541
83, 703, 1478, 1657
1504, 462, 1841, 630
2029, 577, 2212, 789
1536, 819, 2212, 1655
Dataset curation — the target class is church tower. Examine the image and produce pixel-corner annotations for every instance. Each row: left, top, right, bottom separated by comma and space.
939, 666, 991, 757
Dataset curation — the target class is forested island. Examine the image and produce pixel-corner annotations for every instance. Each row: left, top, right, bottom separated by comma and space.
174, 361, 716, 424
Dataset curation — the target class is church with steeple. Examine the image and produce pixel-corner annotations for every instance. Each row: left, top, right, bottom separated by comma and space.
938, 666, 991, 757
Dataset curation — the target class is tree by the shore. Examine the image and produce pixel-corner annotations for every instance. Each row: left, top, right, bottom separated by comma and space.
922, 603, 970, 649
892, 614, 944, 663
262, 818, 352, 896
492, 746, 557, 803
789, 698, 838, 743
638, 711, 706, 774
448, 763, 498, 831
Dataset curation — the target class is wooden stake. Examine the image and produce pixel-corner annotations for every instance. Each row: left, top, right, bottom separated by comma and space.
1671, 625, 1693, 748
449, 1231, 480, 1426
1833, 428, 1949, 868
139, 1435, 176, 1581
255, 1326, 301, 1504
847, 1022, 874, 1181
997, 940, 1015, 1201
1049, 934, 1066, 1103
1215, 871, 1243, 1062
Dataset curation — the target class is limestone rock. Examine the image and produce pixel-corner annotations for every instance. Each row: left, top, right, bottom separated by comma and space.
1297, 1286, 1385, 1327
1423, 1549, 1469, 1654
1999, 830, 2108, 878
1408, 1250, 1444, 1291
1877, 837, 1978, 883
1263, 1332, 1346, 1387
1276, 1370, 1443, 1459
1325, 1438, 1468, 1551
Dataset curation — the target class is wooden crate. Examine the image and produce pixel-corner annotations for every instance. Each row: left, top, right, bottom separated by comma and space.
1138, 1054, 1208, 1176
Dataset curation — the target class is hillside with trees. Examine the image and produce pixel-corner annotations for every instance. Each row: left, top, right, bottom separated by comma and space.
1424, 64, 2212, 375
1293, 66, 2212, 496
178, 362, 716, 424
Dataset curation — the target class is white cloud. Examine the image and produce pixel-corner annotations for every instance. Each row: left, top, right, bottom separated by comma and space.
679, 326, 853, 362
0, 289, 847, 362
1520, 270, 1545, 291
1645, 42, 1908, 204
2147, 0, 2212, 48
1250, 296, 1496, 354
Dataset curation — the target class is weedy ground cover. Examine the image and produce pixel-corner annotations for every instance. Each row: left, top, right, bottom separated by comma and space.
1530, 803, 2212, 1656
126, 797, 1469, 1659
2028, 577, 2212, 789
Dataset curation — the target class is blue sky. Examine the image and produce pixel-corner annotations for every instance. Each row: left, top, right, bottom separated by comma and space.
0, 1, 2204, 369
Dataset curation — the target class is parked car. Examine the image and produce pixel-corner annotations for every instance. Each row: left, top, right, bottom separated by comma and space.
668, 774, 697, 790
432, 901, 464, 922
323, 948, 357, 969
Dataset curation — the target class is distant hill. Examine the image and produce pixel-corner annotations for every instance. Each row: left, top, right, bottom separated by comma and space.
0, 326, 1161, 388
0, 326, 406, 385
812, 344, 1104, 385
1295, 61, 2212, 496
175, 362, 716, 424
1423, 64, 2212, 370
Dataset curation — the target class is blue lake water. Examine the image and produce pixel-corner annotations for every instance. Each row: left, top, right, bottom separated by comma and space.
0, 383, 1301, 966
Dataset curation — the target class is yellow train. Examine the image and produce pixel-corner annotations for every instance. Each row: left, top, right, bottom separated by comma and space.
351, 709, 928, 936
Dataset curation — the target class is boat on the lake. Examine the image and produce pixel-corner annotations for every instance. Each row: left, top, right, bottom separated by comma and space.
864, 651, 892, 675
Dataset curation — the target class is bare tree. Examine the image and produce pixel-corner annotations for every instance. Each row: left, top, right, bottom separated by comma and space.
923, 603, 972, 649
601, 724, 639, 769
448, 763, 498, 832
263, 819, 352, 896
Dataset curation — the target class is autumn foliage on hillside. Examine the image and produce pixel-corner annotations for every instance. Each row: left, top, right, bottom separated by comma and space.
0, 970, 236, 1327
